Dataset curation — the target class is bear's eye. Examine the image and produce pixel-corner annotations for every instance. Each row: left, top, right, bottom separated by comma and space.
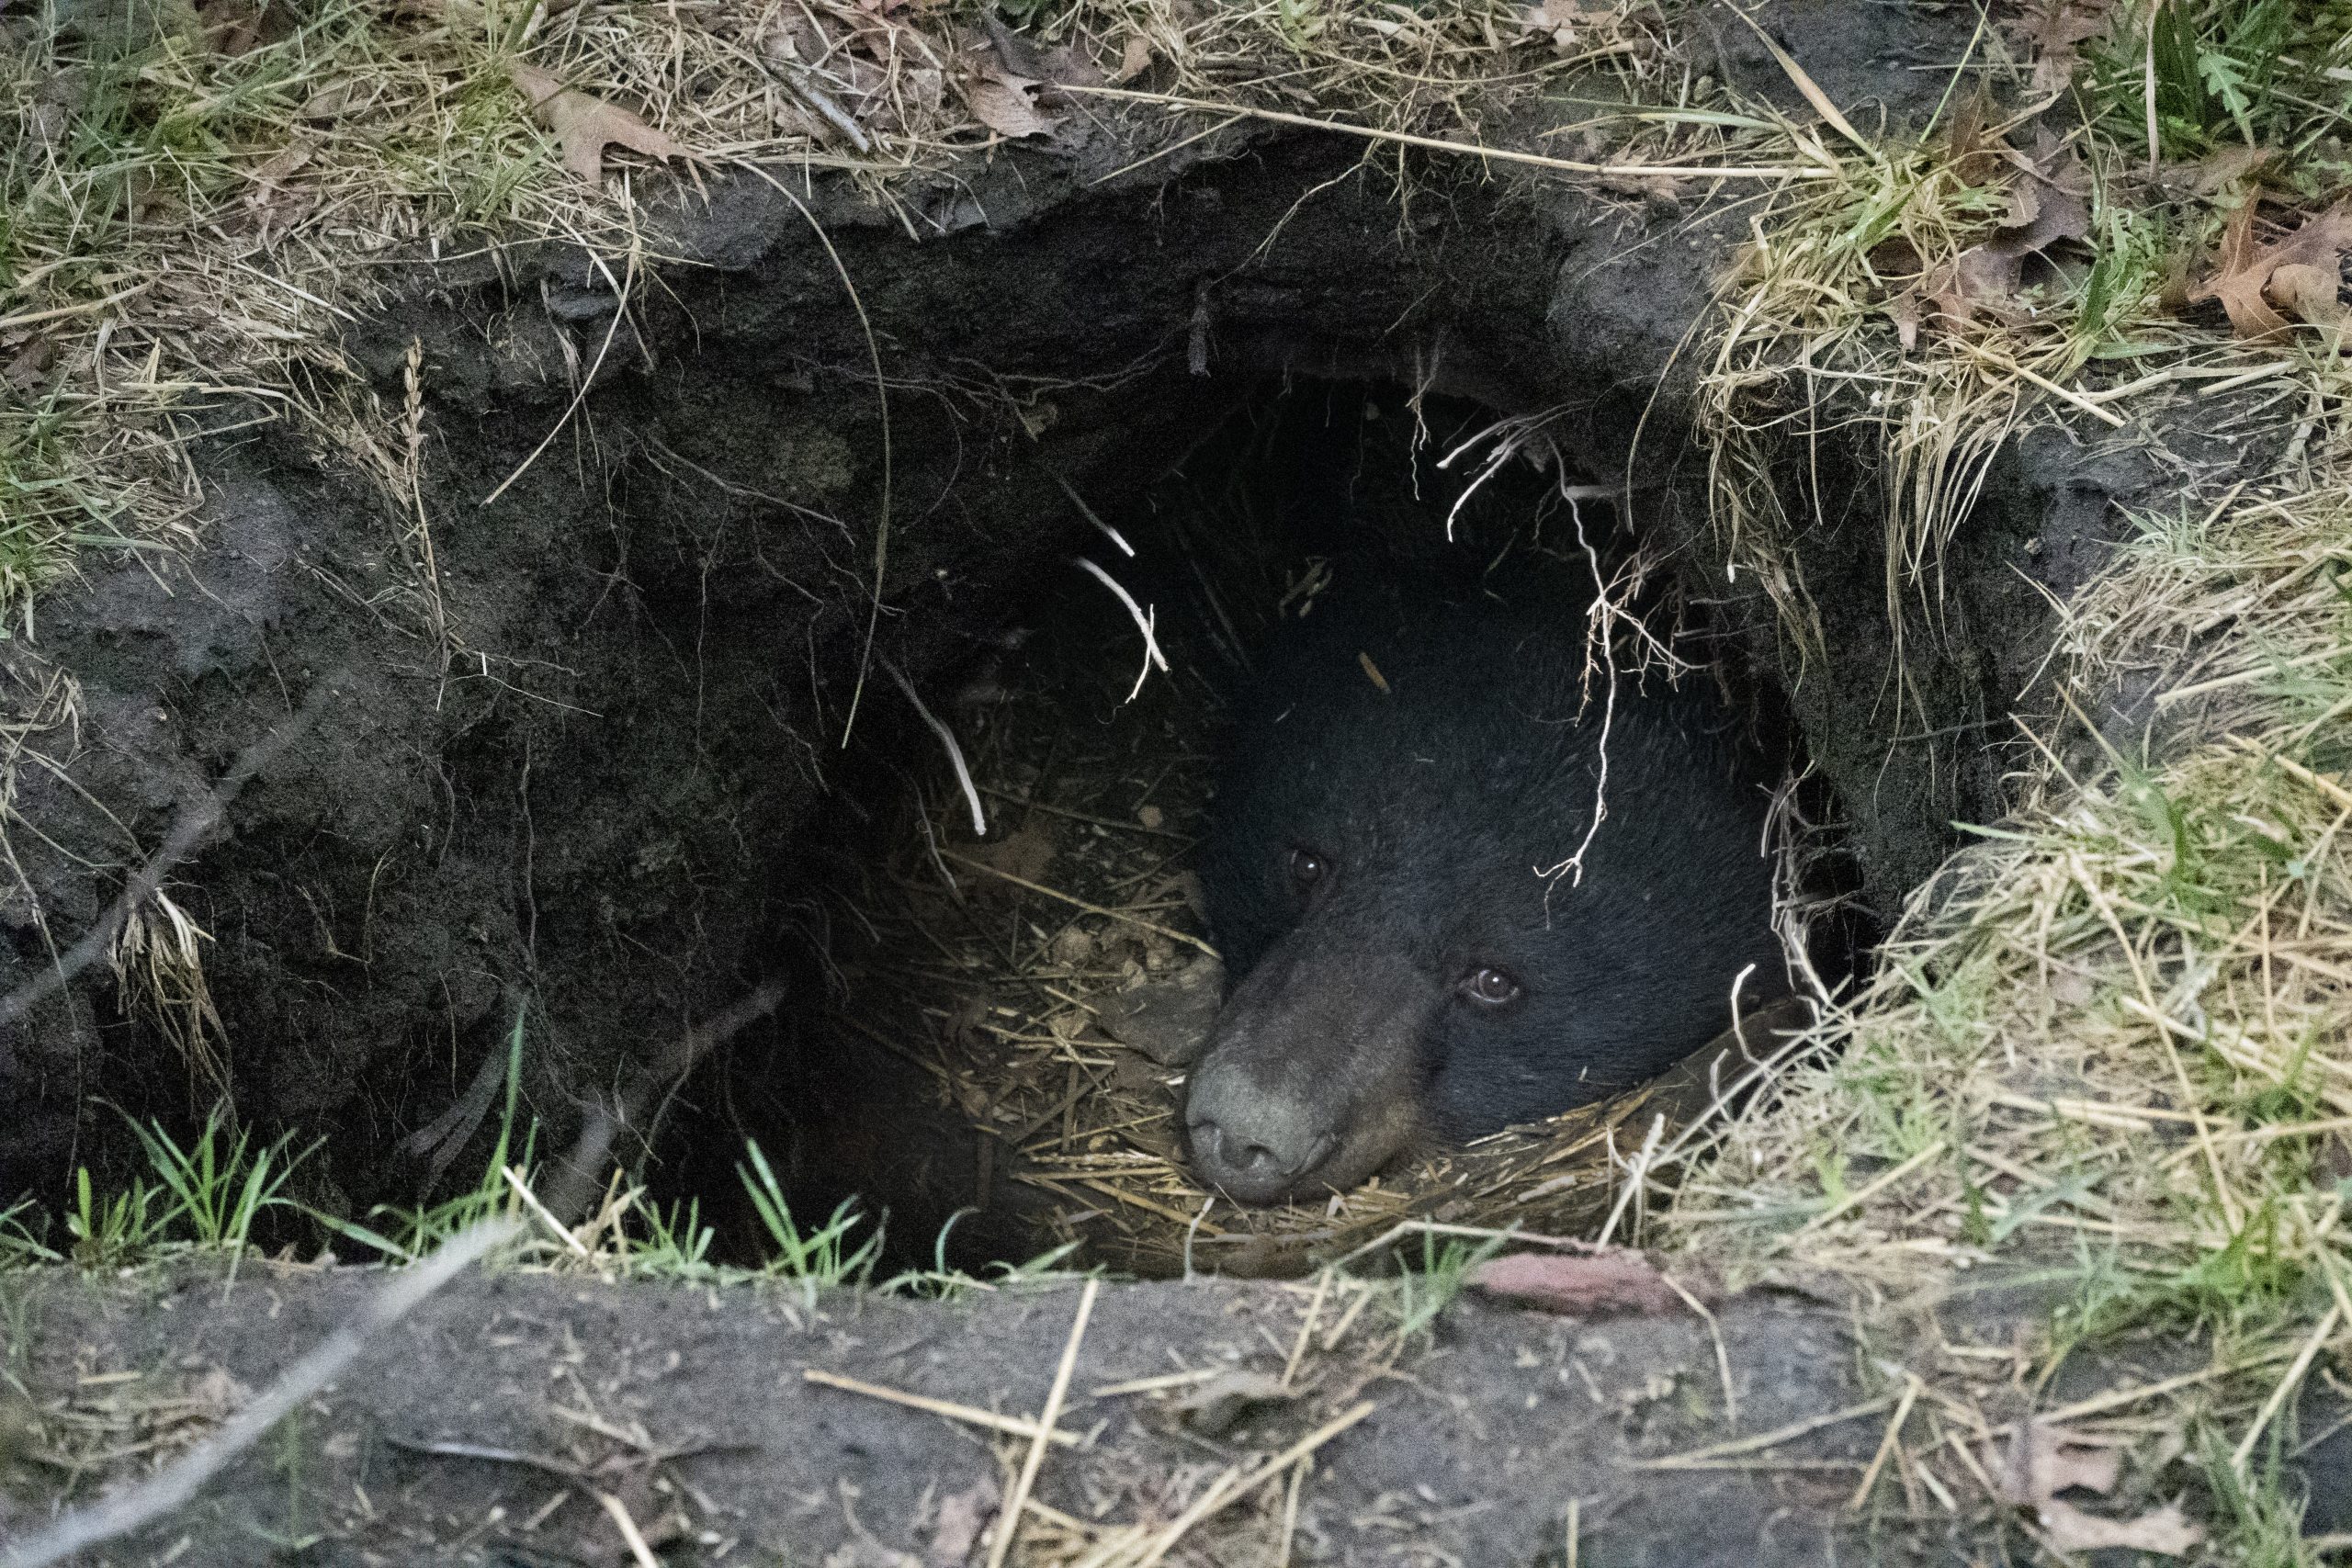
1286, 848, 1328, 891
1461, 967, 1521, 1008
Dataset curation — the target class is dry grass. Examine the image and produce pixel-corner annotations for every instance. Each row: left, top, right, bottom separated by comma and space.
1662, 10, 2352, 1546
1653, 479, 2352, 1551
0, 0, 1704, 619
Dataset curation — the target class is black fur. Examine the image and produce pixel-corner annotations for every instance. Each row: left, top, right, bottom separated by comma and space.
1186, 583, 1782, 1201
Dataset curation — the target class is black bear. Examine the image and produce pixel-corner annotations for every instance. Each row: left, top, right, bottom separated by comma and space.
1186, 583, 1784, 1204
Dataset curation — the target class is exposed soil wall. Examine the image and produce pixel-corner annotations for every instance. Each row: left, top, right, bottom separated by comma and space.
0, 0, 2213, 1228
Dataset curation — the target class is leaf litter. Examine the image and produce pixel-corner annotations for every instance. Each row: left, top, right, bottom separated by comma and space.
2186, 195, 2352, 342
509, 62, 689, 186
1991, 1420, 2205, 1558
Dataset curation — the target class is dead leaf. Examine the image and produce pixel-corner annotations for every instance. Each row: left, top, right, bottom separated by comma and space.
2037, 1497, 2204, 1556
1944, 83, 2003, 186
1907, 140, 2090, 339
30, 72, 85, 155
924, 1477, 998, 1567
1889, 290, 1921, 351
5, 334, 59, 391
1467, 1250, 1704, 1317
297, 78, 364, 124
2185, 143, 2278, 197
2003, 137, 2092, 254
1518, 0, 1600, 44
1920, 243, 2026, 331
956, 69, 1058, 140
2188, 197, 2352, 341
198, 0, 275, 55
964, 823, 1056, 886
1109, 33, 1152, 85
1995, 1420, 2123, 1505
2271, 262, 2350, 333
510, 62, 686, 186
1173, 1371, 1295, 1438
240, 137, 318, 242
2008, 0, 2119, 96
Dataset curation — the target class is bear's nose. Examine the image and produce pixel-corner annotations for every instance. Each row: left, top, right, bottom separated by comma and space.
1183, 1073, 1336, 1204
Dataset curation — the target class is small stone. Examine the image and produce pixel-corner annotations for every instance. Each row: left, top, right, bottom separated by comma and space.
1096, 955, 1224, 1065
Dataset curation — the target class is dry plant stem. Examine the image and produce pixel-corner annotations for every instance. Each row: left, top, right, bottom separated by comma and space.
732, 174, 894, 750
0, 1221, 519, 1568
0, 670, 344, 1030
503, 1164, 594, 1258
1074, 557, 1170, 702
1626, 1394, 1894, 1470
1125, 1401, 1376, 1568
1720, 1, 1871, 152
478, 247, 639, 510
1789, 1138, 1947, 1238
1281, 1270, 1333, 1390
544, 978, 787, 1224
986, 1278, 1099, 1568
939, 851, 1217, 956
799, 1368, 1083, 1449
1847, 1374, 1923, 1511
2230, 1302, 2343, 1476
1660, 1271, 1737, 1423
1276, 1456, 1308, 1566
595, 1491, 663, 1568
1060, 85, 1831, 181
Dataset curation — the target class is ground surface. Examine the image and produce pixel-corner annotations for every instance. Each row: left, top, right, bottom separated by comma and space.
0, 1261, 1992, 1566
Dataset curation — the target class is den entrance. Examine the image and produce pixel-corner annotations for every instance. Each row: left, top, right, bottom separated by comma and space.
669, 381, 1852, 1280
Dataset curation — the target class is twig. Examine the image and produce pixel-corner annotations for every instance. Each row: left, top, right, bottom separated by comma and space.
987, 1278, 1099, 1568
800, 1368, 1083, 1448
775, 62, 872, 153
0, 1222, 517, 1568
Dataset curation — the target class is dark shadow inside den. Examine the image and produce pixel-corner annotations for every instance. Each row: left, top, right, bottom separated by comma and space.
644, 378, 1870, 1277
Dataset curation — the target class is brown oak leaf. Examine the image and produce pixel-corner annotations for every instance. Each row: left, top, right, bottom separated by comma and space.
956, 70, 1057, 139
2188, 197, 2352, 341
510, 62, 686, 186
